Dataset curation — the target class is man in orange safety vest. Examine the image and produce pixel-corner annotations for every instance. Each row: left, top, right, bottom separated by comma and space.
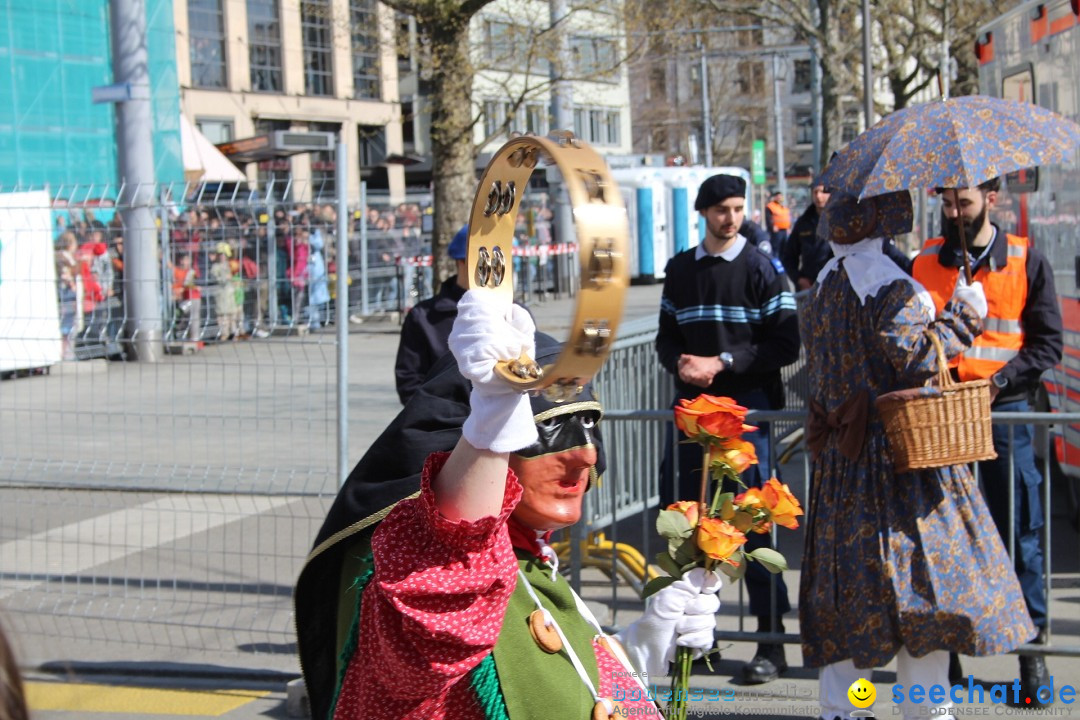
911, 176, 1062, 706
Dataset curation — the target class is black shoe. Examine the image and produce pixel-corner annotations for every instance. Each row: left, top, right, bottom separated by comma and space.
948, 652, 964, 685
741, 642, 788, 685
1018, 654, 1051, 708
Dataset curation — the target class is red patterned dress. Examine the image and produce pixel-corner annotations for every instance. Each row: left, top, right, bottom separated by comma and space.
331, 452, 661, 719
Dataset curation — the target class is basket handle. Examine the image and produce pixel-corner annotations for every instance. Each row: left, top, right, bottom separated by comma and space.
926, 331, 955, 389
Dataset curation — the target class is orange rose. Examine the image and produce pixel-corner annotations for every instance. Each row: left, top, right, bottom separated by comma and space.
762, 478, 804, 529
714, 438, 758, 474
733, 487, 773, 533
734, 487, 765, 510
674, 395, 752, 442
666, 500, 700, 528
696, 516, 747, 563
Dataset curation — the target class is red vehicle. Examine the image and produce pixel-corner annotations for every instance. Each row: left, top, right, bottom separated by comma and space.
977, 0, 1080, 521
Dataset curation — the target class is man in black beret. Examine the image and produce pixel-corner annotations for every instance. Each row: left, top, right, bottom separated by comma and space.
656, 173, 801, 685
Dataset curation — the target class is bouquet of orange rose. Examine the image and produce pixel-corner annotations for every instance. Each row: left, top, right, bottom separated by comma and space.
643, 394, 803, 720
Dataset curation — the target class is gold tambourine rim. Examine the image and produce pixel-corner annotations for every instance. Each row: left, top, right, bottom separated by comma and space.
464, 133, 630, 395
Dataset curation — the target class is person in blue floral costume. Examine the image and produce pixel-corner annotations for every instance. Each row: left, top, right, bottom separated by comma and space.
798, 192, 1035, 720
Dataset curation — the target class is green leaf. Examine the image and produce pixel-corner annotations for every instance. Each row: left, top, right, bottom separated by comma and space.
671, 536, 702, 567
656, 510, 694, 540
747, 547, 789, 573
655, 551, 683, 579
642, 575, 677, 598
718, 561, 742, 580
730, 510, 755, 533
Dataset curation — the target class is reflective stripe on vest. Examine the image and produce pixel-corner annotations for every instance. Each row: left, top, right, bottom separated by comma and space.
766, 202, 791, 230
911, 233, 1028, 381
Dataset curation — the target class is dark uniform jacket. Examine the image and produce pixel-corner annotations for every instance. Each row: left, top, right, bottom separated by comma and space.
394, 276, 466, 404
656, 240, 800, 407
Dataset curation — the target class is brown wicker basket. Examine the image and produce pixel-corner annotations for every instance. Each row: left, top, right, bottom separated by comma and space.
875, 332, 997, 472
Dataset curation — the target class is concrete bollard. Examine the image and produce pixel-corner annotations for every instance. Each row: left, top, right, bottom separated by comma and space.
286, 677, 310, 718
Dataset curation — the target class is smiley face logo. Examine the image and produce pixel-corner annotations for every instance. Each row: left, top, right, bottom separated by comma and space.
848, 678, 876, 708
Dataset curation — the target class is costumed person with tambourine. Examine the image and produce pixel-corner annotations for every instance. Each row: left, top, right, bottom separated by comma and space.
798, 191, 1035, 720
296, 289, 725, 719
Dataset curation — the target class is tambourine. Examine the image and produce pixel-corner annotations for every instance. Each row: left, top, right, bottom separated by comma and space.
466, 131, 629, 401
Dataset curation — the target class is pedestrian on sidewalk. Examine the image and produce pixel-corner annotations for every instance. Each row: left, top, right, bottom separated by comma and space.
765, 189, 792, 261
800, 191, 1035, 720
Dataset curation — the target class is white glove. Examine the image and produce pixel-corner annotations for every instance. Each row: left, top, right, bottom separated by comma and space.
617, 567, 721, 678
952, 277, 988, 319
448, 290, 538, 453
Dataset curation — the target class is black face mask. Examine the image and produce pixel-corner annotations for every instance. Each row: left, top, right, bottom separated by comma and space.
515, 409, 607, 478
942, 203, 988, 248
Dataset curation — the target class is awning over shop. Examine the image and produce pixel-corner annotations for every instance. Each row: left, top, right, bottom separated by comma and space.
180, 115, 247, 184
215, 130, 336, 165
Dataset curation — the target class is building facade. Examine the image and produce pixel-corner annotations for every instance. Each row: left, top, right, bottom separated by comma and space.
173, 0, 404, 201
396, 0, 634, 189
628, 18, 819, 187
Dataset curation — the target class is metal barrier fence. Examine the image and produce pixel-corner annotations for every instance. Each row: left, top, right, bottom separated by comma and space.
0, 184, 349, 674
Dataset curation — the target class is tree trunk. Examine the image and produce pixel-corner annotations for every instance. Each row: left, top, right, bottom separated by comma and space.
423, 16, 476, 289
817, 0, 839, 164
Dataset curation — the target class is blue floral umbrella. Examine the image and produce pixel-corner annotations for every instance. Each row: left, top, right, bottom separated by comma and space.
817, 95, 1080, 200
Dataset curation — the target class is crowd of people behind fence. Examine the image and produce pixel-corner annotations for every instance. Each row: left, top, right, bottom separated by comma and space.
52, 197, 547, 356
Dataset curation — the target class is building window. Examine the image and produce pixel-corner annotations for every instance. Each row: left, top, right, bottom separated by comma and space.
401, 100, 415, 148
311, 122, 339, 199
525, 103, 547, 135
484, 20, 514, 62
737, 60, 765, 96
482, 100, 518, 138
255, 119, 291, 201
589, 110, 604, 144
483, 100, 501, 138
301, 0, 334, 96
648, 64, 666, 101
568, 107, 619, 145
571, 36, 618, 81
573, 108, 586, 138
688, 64, 701, 98
196, 117, 234, 144
247, 0, 283, 92
604, 111, 620, 145
650, 126, 667, 153
793, 59, 811, 94
795, 109, 813, 145
734, 18, 763, 47
396, 13, 415, 75
188, 0, 227, 89
483, 20, 549, 75
351, 0, 380, 99
841, 108, 860, 143
357, 125, 387, 168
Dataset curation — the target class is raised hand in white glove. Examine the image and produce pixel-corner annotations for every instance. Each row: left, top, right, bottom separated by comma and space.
952, 276, 988, 319
448, 289, 538, 453
617, 567, 722, 678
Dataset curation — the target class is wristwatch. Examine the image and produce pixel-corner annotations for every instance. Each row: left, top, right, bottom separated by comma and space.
991, 373, 1008, 390
719, 352, 734, 372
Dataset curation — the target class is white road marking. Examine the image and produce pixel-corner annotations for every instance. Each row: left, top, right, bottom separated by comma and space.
0, 495, 297, 600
